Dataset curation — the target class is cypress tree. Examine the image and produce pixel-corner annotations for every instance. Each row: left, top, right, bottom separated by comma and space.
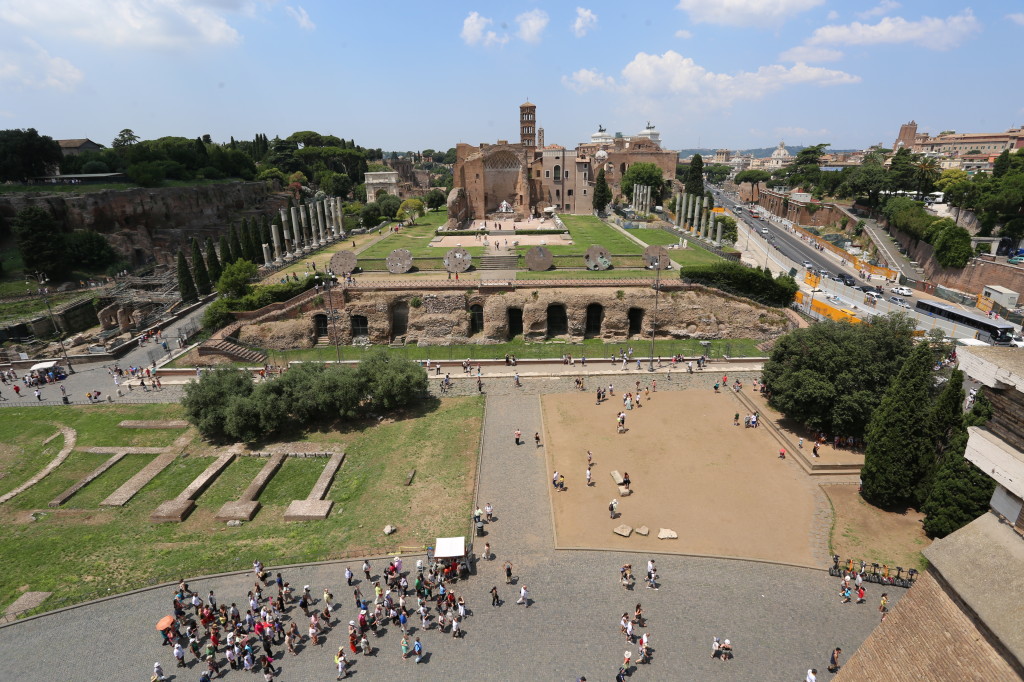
861, 341, 935, 508
593, 168, 611, 213
218, 235, 233, 267
259, 215, 271, 252
205, 237, 222, 286
685, 153, 705, 199
190, 237, 212, 296
229, 224, 244, 264
922, 393, 996, 537
176, 249, 198, 303
915, 369, 966, 505
247, 218, 262, 262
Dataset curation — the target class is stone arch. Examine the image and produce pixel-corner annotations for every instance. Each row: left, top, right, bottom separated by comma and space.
313, 314, 328, 338
553, 163, 562, 179
484, 150, 523, 170
585, 303, 604, 337
469, 304, 484, 335
627, 307, 645, 337
350, 315, 369, 339
546, 304, 568, 337
391, 301, 409, 337
507, 307, 523, 339
620, 162, 627, 176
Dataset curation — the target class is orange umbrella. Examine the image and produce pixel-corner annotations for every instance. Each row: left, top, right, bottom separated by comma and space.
156, 615, 175, 631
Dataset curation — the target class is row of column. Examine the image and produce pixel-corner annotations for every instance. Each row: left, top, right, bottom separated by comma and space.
269, 197, 346, 264
674, 191, 723, 245
632, 184, 654, 215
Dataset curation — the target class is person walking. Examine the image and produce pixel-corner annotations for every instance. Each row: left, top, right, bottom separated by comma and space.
413, 637, 424, 663
828, 647, 842, 673
514, 429, 521, 445
483, 541, 491, 560
504, 561, 513, 584
609, 499, 618, 518
363, 560, 371, 581
400, 635, 410, 660
490, 586, 500, 607
517, 585, 529, 607
534, 432, 541, 448
586, 466, 592, 487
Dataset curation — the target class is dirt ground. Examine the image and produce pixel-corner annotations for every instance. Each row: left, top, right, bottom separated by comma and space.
541, 389, 819, 566
823, 484, 930, 570
743, 390, 865, 467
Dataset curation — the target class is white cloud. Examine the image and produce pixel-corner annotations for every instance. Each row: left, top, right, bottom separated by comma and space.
779, 45, 843, 62
284, 5, 314, 31
807, 10, 980, 49
0, 38, 83, 91
573, 7, 597, 38
675, 29, 693, 39
0, 0, 243, 48
563, 50, 859, 107
561, 67, 616, 93
516, 9, 549, 43
1008, 13, 1024, 26
676, 0, 824, 27
826, 10, 839, 20
857, 1, 900, 20
461, 10, 508, 46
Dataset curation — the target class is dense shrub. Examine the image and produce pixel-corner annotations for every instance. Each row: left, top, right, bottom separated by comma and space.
680, 261, 798, 307
183, 350, 428, 442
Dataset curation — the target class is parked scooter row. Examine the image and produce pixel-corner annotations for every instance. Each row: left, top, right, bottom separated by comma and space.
828, 555, 917, 588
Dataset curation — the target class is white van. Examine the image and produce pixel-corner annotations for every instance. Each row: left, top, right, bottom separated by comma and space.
866, 291, 883, 303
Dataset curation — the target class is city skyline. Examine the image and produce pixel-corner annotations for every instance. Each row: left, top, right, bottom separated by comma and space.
1, 0, 1021, 152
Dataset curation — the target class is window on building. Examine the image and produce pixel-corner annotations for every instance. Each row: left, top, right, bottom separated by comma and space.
565, 204, 571, 211
564, 170, 570, 179
545, 170, 550, 178
567, 189, 573, 196
583, 189, 587, 195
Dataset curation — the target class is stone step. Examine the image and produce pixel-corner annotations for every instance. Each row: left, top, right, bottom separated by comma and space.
151, 451, 237, 523
479, 255, 519, 270
284, 451, 345, 521
101, 451, 179, 507
216, 452, 286, 522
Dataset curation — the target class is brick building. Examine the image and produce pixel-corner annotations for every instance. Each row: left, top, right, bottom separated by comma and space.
450, 103, 678, 224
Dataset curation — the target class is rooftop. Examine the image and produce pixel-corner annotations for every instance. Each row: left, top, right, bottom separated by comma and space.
56, 138, 103, 148
959, 347, 1024, 390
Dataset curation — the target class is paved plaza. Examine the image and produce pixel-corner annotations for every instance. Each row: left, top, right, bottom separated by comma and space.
0, 390, 897, 681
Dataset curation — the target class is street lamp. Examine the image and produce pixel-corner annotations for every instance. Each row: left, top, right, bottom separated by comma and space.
315, 274, 342, 364
648, 256, 663, 372
26, 271, 74, 374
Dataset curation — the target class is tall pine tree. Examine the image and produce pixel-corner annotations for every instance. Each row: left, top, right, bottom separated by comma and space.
204, 237, 222, 286
861, 341, 935, 508
246, 218, 261, 262
916, 369, 966, 505
922, 393, 996, 537
176, 249, 198, 303
685, 153, 705, 199
218, 235, 233, 267
259, 215, 271, 254
189, 237, 212, 296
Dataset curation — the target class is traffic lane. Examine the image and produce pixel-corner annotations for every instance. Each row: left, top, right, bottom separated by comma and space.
743, 214, 861, 281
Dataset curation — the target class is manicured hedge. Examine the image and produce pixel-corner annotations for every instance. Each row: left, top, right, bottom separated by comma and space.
680, 261, 797, 307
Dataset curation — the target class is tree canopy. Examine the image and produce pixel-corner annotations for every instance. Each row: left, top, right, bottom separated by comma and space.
621, 162, 665, 204
761, 314, 917, 439
0, 129, 63, 182
593, 168, 612, 213
684, 153, 705, 198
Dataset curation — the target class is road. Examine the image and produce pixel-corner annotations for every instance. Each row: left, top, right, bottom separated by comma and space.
713, 190, 863, 282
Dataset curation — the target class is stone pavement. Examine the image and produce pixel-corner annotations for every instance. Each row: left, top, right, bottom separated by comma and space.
0, 389, 899, 681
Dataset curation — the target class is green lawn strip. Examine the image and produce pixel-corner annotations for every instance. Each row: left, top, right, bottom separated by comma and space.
631, 228, 680, 246
191, 457, 268, 510
66, 453, 158, 508
515, 269, 659, 280
358, 210, 458, 259
258, 457, 329, 506
0, 292, 91, 323
0, 422, 64, 497
6, 451, 110, 510
0, 405, 186, 449
546, 215, 643, 256
128, 456, 215, 509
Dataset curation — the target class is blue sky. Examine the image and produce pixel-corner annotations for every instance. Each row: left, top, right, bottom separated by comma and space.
1, 1, 1021, 153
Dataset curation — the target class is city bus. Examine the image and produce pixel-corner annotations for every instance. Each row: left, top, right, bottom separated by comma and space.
915, 299, 1015, 345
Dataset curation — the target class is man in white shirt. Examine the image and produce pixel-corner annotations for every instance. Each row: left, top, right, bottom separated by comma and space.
806, 669, 817, 682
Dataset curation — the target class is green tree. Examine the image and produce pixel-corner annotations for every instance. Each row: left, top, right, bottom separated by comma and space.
913, 157, 941, 198
111, 128, 140, 148
915, 369, 966, 504
398, 198, 425, 224
621, 162, 665, 204
125, 161, 165, 187
704, 163, 731, 184
217, 259, 258, 298
684, 153, 705, 198
886, 147, 917, 193
425, 188, 447, 211
360, 202, 382, 228
922, 393, 996, 537
317, 170, 353, 197
218, 235, 233, 267
377, 193, 401, 219
13, 207, 69, 277
932, 223, 973, 268
0, 129, 64, 182
785, 143, 829, 190
734, 169, 771, 201
861, 341, 935, 508
935, 168, 969, 192
243, 218, 261, 263
992, 149, 1011, 178
593, 168, 612, 213
190, 237, 212, 295
228, 225, 244, 265
204, 237, 222, 285
176, 249, 199, 303
761, 314, 916, 439
182, 368, 255, 442
358, 349, 428, 412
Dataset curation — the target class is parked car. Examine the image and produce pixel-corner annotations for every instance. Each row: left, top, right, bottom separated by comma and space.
802, 260, 814, 269
1008, 256, 1024, 265
891, 286, 913, 296
839, 274, 856, 286
888, 296, 911, 309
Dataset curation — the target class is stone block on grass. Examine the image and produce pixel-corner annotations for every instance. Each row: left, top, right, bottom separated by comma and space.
284, 499, 334, 521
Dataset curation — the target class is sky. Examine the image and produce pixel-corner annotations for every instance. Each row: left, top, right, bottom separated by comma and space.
1, 1, 1022, 154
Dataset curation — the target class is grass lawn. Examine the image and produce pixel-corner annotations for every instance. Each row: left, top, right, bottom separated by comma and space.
548, 215, 643, 256
516, 269, 660, 280
358, 209, 473, 259
0, 397, 482, 616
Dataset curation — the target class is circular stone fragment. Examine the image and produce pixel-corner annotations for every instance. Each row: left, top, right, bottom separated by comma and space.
643, 245, 671, 270
526, 246, 553, 271
444, 247, 472, 273
584, 245, 612, 271
330, 250, 357, 274
386, 248, 413, 274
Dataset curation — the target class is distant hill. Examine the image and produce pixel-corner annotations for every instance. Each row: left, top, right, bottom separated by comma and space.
677, 146, 860, 160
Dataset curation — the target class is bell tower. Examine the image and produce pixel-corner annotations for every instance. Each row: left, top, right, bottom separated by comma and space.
520, 101, 537, 148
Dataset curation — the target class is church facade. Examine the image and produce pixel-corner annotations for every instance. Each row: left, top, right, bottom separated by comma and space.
450, 103, 679, 225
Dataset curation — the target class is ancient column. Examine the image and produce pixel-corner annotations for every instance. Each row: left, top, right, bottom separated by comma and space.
675, 192, 683, 227
715, 219, 723, 245
262, 243, 272, 265
279, 209, 292, 259
334, 197, 344, 237
316, 201, 327, 245
271, 222, 283, 263
701, 197, 711, 239
679, 193, 688, 229
289, 206, 301, 252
